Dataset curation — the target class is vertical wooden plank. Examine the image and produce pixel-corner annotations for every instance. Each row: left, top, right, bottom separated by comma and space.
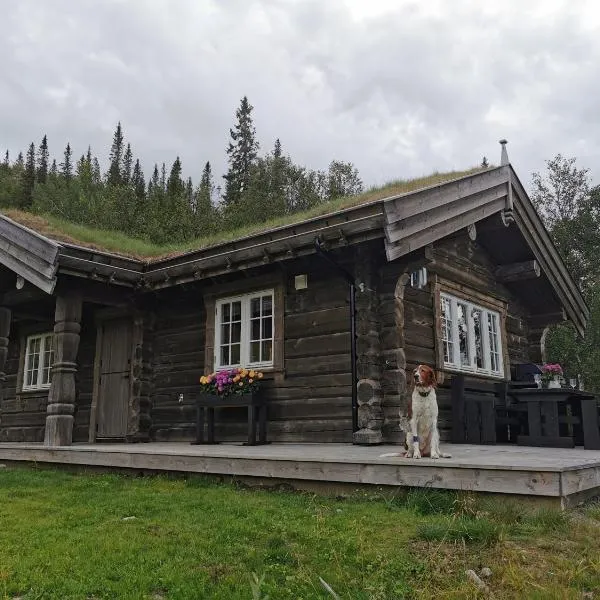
465, 401, 481, 443
451, 375, 465, 443
580, 398, 600, 450
480, 400, 496, 444
88, 324, 103, 443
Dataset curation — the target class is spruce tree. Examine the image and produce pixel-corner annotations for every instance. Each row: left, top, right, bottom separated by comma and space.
160, 162, 166, 191
269, 138, 287, 217
21, 142, 36, 207
49, 159, 58, 178
15, 152, 24, 169
198, 161, 214, 210
122, 143, 133, 185
167, 157, 184, 197
132, 159, 145, 201
3, 150, 8, 167
107, 122, 124, 186
185, 176, 193, 207
92, 157, 101, 185
148, 164, 160, 195
37, 135, 49, 183
223, 96, 259, 208
60, 143, 73, 182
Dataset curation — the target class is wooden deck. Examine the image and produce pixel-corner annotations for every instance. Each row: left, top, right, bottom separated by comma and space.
0, 442, 599, 507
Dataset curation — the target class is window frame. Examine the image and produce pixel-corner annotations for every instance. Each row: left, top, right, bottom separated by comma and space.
214, 289, 275, 370
439, 292, 504, 378
22, 332, 54, 391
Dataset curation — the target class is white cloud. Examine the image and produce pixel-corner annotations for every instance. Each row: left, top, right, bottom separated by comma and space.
1, 0, 600, 189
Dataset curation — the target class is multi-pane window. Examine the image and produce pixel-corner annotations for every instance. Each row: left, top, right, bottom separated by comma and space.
215, 290, 274, 369
440, 293, 503, 377
23, 333, 54, 390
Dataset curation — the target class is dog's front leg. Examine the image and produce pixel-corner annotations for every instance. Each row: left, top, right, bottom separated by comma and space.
410, 417, 421, 459
429, 427, 440, 459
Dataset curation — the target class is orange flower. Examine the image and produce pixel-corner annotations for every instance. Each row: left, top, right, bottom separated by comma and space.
249, 370, 256, 378
200, 376, 206, 384
233, 375, 240, 383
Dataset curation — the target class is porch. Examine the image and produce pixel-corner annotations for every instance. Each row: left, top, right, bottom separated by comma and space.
0, 441, 599, 508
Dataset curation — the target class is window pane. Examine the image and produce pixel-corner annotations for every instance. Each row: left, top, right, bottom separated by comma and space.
221, 323, 230, 344
441, 297, 454, 364
222, 303, 230, 322
262, 317, 272, 339
250, 298, 261, 318
231, 322, 241, 344
250, 319, 261, 341
488, 313, 500, 372
230, 343, 241, 365
250, 341, 260, 363
262, 295, 273, 316
457, 302, 470, 367
261, 340, 273, 363
231, 301, 241, 321
220, 345, 230, 366
472, 309, 484, 369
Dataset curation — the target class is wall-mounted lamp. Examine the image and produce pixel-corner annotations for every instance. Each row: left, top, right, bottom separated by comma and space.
294, 274, 308, 290
15, 276, 25, 290
410, 267, 428, 289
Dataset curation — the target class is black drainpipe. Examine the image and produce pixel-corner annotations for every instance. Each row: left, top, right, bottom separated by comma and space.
314, 237, 358, 433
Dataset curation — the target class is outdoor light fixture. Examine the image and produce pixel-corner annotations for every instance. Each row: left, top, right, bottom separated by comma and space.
294, 274, 308, 290
410, 267, 428, 289
15, 276, 25, 290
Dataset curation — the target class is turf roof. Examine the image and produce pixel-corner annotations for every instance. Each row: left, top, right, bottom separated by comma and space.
1, 167, 486, 261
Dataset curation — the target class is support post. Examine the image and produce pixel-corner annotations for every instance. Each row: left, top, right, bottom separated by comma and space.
44, 294, 82, 447
0, 308, 11, 407
353, 249, 384, 445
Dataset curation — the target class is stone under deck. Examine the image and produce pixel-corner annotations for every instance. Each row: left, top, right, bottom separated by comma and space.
0, 442, 599, 508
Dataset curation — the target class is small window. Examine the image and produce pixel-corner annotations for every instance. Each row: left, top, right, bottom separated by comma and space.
215, 290, 274, 369
23, 333, 54, 391
440, 293, 504, 377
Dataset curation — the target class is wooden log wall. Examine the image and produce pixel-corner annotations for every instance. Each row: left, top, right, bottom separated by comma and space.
379, 231, 532, 443
149, 261, 353, 443
0, 319, 54, 442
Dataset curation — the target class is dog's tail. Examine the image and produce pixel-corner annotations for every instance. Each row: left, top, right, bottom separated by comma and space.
439, 451, 452, 458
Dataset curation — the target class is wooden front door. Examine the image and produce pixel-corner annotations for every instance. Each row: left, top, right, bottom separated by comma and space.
96, 318, 132, 439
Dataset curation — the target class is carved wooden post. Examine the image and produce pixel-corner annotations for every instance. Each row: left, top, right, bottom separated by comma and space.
44, 294, 82, 446
353, 250, 384, 445
0, 308, 11, 407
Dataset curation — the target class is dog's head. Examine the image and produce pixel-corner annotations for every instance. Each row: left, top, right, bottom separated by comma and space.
413, 365, 437, 389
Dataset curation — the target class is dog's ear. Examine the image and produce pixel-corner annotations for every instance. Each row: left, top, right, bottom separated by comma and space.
424, 365, 437, 388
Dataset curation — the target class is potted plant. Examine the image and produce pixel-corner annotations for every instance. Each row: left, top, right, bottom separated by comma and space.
540, 363, 563, 389
199, 367, 264, 397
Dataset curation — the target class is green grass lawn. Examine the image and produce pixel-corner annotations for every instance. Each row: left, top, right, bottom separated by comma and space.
0, 468, 598, 599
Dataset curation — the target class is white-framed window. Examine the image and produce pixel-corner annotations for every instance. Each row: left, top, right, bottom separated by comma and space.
215, 290, 274, 369
440, 293, 504, 377
23, 333, 54, 391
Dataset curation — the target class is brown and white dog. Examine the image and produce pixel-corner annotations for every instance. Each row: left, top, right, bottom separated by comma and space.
381, 365, 451, 459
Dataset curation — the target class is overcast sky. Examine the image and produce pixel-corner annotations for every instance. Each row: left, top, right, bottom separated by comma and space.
2, 0, 600, 190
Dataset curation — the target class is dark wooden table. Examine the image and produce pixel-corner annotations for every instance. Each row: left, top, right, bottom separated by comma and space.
191, 393, 268, 446
508, 388, 600, 449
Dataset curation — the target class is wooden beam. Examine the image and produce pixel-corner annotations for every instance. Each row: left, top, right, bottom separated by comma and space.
384, 167, 507, 225
385, 197, 506, 262
529, 310, 567, 329
495, 260, 540, 283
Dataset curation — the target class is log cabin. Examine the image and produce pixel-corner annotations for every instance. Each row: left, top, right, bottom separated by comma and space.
0, 144, 588, 447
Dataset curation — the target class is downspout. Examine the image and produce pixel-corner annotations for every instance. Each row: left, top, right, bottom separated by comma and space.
313, 237, 358, 433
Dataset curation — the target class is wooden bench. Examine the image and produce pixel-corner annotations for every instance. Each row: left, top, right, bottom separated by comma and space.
450, 376, 529, 445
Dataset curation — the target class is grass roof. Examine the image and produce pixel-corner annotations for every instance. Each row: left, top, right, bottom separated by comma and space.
1, 167, 486, 261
